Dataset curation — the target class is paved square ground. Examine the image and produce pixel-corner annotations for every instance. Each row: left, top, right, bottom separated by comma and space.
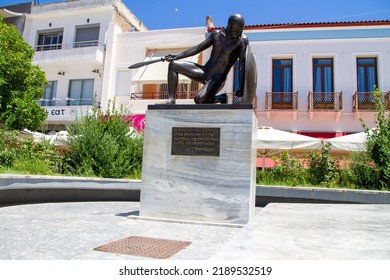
1, 202, 389, 260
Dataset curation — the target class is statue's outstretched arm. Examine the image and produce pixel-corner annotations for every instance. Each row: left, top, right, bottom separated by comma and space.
165, 32, 215, 61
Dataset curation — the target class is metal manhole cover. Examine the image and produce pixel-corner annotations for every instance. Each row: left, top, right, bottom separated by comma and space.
94, 236, 191, 259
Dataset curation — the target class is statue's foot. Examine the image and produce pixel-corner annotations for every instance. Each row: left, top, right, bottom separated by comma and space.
158, 99, 175, 105
214, 93, 227, 104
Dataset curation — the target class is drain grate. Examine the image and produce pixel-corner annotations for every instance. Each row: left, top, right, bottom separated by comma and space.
94, 236, 191, 259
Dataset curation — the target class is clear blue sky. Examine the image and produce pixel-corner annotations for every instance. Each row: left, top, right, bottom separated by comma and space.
1, 0, 390, 30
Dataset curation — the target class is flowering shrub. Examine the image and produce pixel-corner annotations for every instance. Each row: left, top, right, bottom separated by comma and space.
64, 101, 143, 179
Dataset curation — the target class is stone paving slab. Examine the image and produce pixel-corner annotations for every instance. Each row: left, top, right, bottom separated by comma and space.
1, 202, 390, 260
0, 202, 242, 260
212, 203, 390, 260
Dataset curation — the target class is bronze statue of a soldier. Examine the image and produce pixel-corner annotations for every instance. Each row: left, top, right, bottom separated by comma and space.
163, 14, 248, 104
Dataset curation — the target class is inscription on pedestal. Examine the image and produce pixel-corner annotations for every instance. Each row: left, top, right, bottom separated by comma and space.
171, 127, 220, 156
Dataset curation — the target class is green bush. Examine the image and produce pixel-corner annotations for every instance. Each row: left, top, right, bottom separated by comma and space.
64, 101, 143, 179
347, 152, 381, 189
271, 152, 307, 186
256, 168, 275, 185
256, 152, 307, 186
361, 87, 390, 188
306, 143, 336, 185
256, 148, 356, 189
0, 148, 16, 167
0, 129, 62, 174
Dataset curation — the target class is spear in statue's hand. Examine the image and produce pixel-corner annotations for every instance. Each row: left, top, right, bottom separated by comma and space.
128, 54, 177, 69
128, 57, 165, 69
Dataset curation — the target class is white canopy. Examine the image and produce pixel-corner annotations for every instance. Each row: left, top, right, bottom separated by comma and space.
323, 131, 370, 152
257, 126, 323, 151
132, 49, 200, 84
0, 8, 24, 18
23, 129, 68, 146
256, 126, 323, 170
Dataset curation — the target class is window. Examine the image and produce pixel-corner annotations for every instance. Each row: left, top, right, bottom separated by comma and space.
36, 30, 63, 51
74, 25, 100, 48
272, 59, 292, 92
313, 58, 333, 92
357, 58, 377, 92
42, 81, 58, 106
68, 79, 94, 106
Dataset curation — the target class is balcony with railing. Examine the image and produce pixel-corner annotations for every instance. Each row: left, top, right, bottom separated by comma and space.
130, 91, 249, 104
265, 91, 298, 111
353, 91, 390, 112
131, 91, 197, 100
33, 40, 105, 65
37, 98, 94, 107
352, 92, 375, 112
308, 91, 342, 111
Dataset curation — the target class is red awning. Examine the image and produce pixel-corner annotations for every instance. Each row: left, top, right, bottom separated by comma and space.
256, 158, 275, 169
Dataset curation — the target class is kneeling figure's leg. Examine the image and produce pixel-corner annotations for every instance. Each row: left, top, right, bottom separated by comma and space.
194, 74, 226, 104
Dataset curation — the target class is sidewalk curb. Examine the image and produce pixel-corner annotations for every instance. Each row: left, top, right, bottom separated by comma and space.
0, 174, 140, 205
1, 175, 389, 206
256, 185, 390, 206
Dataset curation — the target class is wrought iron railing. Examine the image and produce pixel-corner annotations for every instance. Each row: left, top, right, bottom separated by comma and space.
386, 92, 390, 110
265, 91, 298, 110
352, 91, 390, 111
308, 91, 342, 111
130, 91, 251, 104
131, 91, 197, 100
352, 92, 375, 111
37, 98, 94, 106
35, 41, 105, 52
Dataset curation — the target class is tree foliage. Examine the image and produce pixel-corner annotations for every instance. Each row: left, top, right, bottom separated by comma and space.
362, 87, 390, 187
0, 16, 47, 130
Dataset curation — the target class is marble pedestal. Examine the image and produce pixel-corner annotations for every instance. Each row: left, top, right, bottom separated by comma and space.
140, 104, 257, 224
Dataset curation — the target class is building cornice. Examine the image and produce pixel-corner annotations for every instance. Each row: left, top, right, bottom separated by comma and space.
208, 20, 390, 32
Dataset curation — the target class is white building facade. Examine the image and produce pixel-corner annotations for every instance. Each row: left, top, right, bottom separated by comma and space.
21, 0, 146, 130
112, 27, 207, 114
3, 1, 390, 136
122, 21, 390, 136
245, 21, 390, 137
